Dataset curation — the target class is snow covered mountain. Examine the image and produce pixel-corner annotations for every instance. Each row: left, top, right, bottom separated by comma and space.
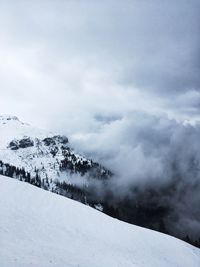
0, 115, 111, 204
0, 115, 110, 181
0, 175, 199, 267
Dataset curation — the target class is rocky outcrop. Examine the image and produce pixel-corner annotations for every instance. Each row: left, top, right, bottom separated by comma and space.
43, 135, 68, 146
9, 137, 34, 150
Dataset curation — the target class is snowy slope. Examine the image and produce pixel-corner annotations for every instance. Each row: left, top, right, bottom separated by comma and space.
0, 175, 200, 267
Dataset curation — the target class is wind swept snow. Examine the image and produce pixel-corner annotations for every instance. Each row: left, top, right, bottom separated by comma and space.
0, 175, 200, 267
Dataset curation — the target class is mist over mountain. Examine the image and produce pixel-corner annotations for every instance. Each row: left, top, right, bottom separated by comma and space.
71, 112, 200, 241
0, 114, 200, 248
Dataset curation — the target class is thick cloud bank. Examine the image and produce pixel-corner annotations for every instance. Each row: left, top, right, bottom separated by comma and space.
71, 112, 200, 239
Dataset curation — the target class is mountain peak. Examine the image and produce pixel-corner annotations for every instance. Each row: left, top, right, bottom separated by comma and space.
0, 115, 19, 122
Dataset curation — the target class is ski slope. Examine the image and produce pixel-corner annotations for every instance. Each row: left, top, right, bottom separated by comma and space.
0, 175, 200, 267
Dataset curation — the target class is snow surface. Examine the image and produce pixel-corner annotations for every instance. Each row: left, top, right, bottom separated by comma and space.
0, 175, 200, 267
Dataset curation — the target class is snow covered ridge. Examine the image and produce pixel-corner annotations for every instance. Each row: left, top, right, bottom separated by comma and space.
0, 115, 111, 181
0, 114, 19, 121
0, 175, 199, 267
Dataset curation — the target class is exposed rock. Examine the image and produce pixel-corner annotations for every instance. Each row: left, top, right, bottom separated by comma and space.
8, 137, 34, 150
9, 140, 19, 150
43, 135, 68, 146
43, 137, 56, 146
19, 137, 34, 148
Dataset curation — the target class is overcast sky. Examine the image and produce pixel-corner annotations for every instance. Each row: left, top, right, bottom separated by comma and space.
1, 1, 200, 237
0, 0, 199, 135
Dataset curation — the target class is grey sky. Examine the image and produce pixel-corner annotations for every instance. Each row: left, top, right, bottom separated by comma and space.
0, 0, 199, 134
